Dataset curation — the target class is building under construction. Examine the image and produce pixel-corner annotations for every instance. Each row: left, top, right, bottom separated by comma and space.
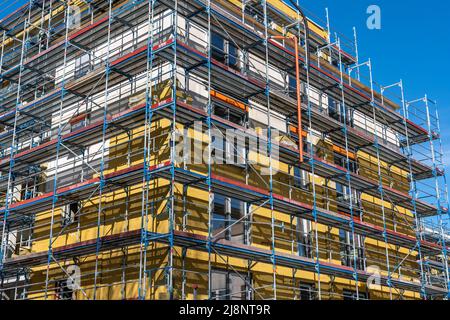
0, 0, 449, 300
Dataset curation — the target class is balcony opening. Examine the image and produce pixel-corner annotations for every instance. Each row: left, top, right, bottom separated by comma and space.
299, 283, 315, 300
328, 97, 354, 127
212, 103, 246, 127
339, 229, 366, 271
74, 53, 92, 79
211, 32, 242, 71
343, 289, 368, 300
297, 218, 313, 259
212, 194, 246, 244
61, 202, 80, 227
334, 152, 358, 173
293, 166, 310, 191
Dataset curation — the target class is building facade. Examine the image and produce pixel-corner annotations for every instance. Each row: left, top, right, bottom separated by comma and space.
0, 0, 449, 300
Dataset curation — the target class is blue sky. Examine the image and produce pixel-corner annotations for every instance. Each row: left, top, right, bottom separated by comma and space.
300, 0, 450, 172
1, 0, 449, 184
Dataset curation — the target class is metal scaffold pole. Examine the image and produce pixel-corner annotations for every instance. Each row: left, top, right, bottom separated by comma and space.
262, 0, 277, 300
92, 0, 114, 300
206, 0, 213, 300
138, 0, 156, 300
336, 38, 360, 299
0, 0, 32, 278
300, 4, 323, 301
44, 1, 71, 300
379, 80, 411, 299
167, 0, 179, 299
433, 101, 450, 299
404, 94, 428, 299
423, 96, 450, 298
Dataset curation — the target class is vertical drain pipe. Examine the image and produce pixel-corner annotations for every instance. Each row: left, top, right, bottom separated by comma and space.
293, 36, 303, 163
287, 0, 311, 165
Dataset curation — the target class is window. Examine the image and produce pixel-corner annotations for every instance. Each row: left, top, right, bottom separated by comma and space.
343, 289, 368, 300
336, 183, 361, 209
302, 137, 309, 154
356, 235, 366, 270
211, 135, 224, 164
228, 42, 239, 69
339, 229, 353, 268
211, 269, 250, 300
211, 127, 246, 166
294, 166, 309, 190
328, 97, 340, 121
62, 202, 79, 227
17, 225, 32, 252
212, 194, 226, 232
213, 194, 246, 244
287, 75, 297, 96
2, 226, 32, 257
347, 108, 355, 127
55, 280, 73, 300
70, 113, 89, 132
334, 153, 357, 173
335, 182, 350, 203
339, 229, 366, 270
328, 97, 354, 126
211, 270, 227, 300
299, 283, 315, 300
297, 218, 312, 258
339, 229, 350, 267
211, 32, 241, 70
74, 53, 92, 79
212, 32, 226, 64
213, 103, 246, 126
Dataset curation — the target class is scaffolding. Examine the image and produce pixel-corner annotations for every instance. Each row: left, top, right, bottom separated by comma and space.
0, 0, 449, 300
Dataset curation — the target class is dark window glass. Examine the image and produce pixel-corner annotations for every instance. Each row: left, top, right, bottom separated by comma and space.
288, 75, 297, 96
228, 110, 244, 126
294, 166, 308, 190
62, 202, 79, 227
214, 105, 228, 119
336, 183, 345, 200
339, 230, 366, 270
334, 153, 357, 173
299, 284, 314, 300
212, 194, 246, 244
328, 97, 339, 120
212, 33, 225, 63
213, 103, 245, 126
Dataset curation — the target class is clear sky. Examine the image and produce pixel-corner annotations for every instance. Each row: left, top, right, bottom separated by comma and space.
300, 0, 450, 174
1, 0, 449, 178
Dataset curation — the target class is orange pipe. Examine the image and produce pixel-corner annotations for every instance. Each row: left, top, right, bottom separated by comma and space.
272, 35, 303, 163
